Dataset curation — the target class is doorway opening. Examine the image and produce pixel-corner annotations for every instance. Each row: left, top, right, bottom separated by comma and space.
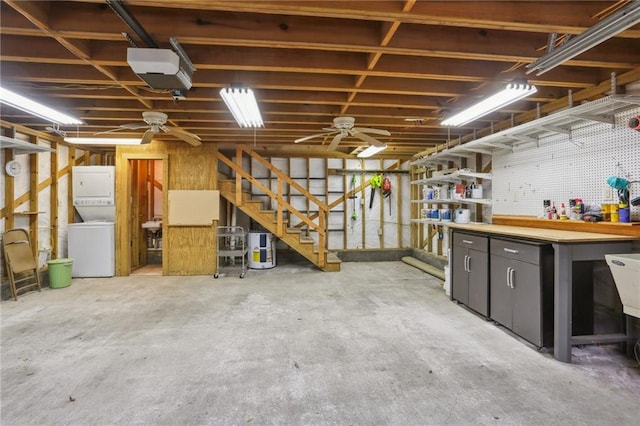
130, 158, 164, 275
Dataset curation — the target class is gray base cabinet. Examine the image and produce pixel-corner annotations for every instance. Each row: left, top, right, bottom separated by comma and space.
451, 232, 489, 316
489, 238, 554, 347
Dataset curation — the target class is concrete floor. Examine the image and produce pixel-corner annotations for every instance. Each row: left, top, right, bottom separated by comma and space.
2, 260, 639, 425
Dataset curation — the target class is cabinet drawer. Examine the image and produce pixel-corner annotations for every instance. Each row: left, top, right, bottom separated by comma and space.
453, 232, 488, 251
490, 238, 547, 265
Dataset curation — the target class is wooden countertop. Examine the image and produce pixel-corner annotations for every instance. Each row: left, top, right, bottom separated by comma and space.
448, 223, 640, 243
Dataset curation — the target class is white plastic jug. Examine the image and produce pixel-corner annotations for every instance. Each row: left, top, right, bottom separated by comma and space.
455, 208, 471, 224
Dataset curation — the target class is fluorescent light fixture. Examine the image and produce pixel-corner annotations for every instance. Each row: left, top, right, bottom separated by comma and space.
219, 87, 264, 128
0, 86, 82, 125
441, 82, 537, 127
357, 144, 387, 158
526, 2, 640, 76
65, 137, 142, 145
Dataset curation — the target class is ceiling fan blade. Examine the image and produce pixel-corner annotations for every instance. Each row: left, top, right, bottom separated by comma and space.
163, 125, 202, 146
352, 130, 384, 147
294, 131, 334, 143
352, 127, 391, 136
328, 133, 344, 151
120, 122, 149, 130
94, 122, 147, 135
140, 129, 156, 145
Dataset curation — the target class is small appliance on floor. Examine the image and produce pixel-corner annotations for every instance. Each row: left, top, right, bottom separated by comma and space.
248, 231, 276, 269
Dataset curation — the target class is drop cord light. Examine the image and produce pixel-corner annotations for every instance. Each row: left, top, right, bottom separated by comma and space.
441, 83, 537, 127
0, 86, 82, 125
219, 87, 264, 128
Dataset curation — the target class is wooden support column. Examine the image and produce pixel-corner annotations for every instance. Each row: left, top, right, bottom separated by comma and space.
28, 143, 39, 258
50, 140, 59, 259
235, 145, 243, 206
3, 149, 16, 230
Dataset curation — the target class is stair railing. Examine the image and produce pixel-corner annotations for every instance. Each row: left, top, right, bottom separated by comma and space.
217, 145, 329, 267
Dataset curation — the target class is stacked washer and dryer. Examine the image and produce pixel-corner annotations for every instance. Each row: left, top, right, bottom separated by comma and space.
68, 166, 116, 277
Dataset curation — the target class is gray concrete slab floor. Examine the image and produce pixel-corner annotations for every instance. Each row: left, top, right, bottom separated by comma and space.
2, 261, 639, 425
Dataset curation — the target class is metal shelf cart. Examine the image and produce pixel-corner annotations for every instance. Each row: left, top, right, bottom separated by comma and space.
214, 226, 248, 278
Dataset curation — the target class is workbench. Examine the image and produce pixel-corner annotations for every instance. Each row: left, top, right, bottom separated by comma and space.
448, 223, 638, 363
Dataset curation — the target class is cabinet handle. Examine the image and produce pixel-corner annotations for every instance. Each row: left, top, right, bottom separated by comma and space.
503, 248, 519, 254
466, 255, 471, 272
462, 239, 474, 245
506, 267, 511, 287
509, 268, 515, 288
463, 255, 468, 272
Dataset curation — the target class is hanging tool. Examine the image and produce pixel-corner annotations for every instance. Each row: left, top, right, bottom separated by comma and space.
349, 174, 358, 221
382, 175, 392, 215
369, 173, 382, 209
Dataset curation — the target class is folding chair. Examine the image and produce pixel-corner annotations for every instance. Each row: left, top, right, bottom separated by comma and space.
2, 228, 42, 301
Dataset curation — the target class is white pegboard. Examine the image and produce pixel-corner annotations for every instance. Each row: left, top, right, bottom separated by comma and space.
492, 107, 640, 221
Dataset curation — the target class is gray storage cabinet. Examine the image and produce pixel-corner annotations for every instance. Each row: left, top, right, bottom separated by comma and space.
451, 231, 489, 317
489, 237, 554, 347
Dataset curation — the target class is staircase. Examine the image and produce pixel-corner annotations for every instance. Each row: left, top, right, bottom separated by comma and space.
217, 147, 341, 272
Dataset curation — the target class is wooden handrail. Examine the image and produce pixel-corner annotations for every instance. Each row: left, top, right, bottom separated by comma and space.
217, 147, 329, 265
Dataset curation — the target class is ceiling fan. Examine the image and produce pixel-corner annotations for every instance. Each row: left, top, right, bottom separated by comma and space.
97, 111, 201, 146
294, 117, 390, 151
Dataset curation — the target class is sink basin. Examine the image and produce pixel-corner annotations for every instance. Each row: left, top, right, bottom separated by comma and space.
142, 221, 162, 232
605, 253, 640, 319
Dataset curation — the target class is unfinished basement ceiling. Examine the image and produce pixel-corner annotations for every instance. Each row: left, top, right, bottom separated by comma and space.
1, 1, 639, 159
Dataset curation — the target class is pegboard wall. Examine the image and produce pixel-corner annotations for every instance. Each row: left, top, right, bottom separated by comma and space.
492, 107, 640, 221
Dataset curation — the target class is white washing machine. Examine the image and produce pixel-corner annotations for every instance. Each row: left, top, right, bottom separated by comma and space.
248, 232, 276, 269
68, 222, 115, 277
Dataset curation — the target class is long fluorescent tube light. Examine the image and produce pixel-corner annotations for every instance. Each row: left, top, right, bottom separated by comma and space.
0, 86, 82, 125
65, 137, 142, 145
526, 2, 640, 76
357, 144, 387, 158
219, 87, 264, 128
441, 83, 537, 127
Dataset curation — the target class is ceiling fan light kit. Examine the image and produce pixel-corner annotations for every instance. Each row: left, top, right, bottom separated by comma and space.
0, 86, 83, 125
441, 82, 537, 127
220, 87, 264, 128
92, 111, 201, 146
357, 144, 387, 158
295, 116, 390, 153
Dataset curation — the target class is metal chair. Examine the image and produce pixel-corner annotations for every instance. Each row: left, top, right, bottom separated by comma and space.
2, 228, 42, 301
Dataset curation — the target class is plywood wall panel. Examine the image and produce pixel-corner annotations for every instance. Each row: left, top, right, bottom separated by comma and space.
166, 227, 216, 275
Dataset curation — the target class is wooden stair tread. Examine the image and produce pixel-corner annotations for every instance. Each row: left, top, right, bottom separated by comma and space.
219, 173, 340, 272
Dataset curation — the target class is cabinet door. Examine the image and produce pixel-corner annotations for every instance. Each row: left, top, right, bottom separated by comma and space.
511, 259, 543, 347
490, 254, 513, 329
451, 246, 469, 304
468, 248, 489, 316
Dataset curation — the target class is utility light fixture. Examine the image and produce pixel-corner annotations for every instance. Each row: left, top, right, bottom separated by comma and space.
0, 86, 82, 125
441, 82, 537, 127
526, 1, 640, 76
219, 87, 264, 128
65, 137, 142, 145
357, 144, 387, 158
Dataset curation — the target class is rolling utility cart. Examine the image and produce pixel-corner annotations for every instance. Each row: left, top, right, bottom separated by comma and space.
214, 226, 248, 278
